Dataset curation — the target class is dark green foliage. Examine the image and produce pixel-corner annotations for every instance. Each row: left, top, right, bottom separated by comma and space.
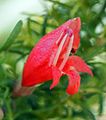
0, 0, 106, 120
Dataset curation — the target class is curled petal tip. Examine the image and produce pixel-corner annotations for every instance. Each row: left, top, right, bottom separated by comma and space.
66, 70, 80, 95
66, 88, 78, 95
50, 80, 58, 90
50, 84, 54, 90
89, 70, 93, 77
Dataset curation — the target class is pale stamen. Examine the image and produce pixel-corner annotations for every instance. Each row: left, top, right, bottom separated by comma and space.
53, 34, 68, 66
56, 31, 64, 45
59, 35, 74, 70
49, 31, 66, 67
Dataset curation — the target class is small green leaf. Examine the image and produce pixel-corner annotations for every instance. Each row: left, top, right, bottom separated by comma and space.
98, 94, 103, 115
80, 101, 96, 120
0, 20, 23, 51
41, 15, 48, 36
46, 0, 71, 8
85, 108, 96, 120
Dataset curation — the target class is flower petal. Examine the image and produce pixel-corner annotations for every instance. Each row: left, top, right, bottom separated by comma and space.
50, 66, 62, 89
65, 56, 93, 76
66, 70, 80, 95
70, 17, 81, 52
72, 33, 80, 53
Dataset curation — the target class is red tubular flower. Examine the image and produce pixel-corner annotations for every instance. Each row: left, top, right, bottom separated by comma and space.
14, 17, 93, 96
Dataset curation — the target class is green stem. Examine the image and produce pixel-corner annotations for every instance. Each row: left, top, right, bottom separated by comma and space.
6, 98, 14, 120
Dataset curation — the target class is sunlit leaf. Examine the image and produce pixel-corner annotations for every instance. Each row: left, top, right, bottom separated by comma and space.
0, 20, 23, 51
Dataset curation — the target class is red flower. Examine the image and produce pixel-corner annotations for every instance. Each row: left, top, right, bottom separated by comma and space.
14, 17, 93, 96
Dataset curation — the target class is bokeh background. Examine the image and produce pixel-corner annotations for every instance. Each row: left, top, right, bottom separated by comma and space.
0, 0, 106, 120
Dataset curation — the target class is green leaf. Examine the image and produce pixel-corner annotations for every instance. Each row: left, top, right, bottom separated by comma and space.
46, 0, 71, 8
84, 45, 105, 61
98, 94, 103, 115
85, 108, 96, 120
41, 15, 48, 36
82, 105, 96, 120
0, 20, 23, 51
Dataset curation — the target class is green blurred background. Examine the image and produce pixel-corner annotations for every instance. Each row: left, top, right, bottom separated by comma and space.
0, 0, 106, 120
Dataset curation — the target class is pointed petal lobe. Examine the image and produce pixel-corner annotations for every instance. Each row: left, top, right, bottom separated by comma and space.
66, 70, 80, 95
50, 66, 62, 89
65, 56, 93, 76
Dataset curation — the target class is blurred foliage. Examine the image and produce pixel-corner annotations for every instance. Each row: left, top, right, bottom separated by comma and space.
0, 0, 106, 120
